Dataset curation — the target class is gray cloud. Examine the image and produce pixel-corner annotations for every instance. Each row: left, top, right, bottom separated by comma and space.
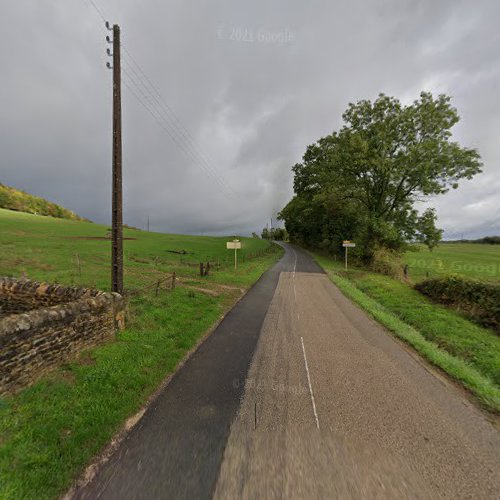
1, 0, 499, 238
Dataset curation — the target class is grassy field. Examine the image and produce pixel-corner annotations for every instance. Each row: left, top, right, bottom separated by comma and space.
0, 208, 276, 290
404, 243, 500, 283
314, 254, 500, 413
0, 208, 283, 499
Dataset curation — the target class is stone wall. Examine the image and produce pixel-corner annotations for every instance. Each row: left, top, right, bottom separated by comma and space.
0, 278, 125, 395
0, 278, 103, 318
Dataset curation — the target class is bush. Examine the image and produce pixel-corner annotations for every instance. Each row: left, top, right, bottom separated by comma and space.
415, 276, 500, 333
370, 248, 404, 279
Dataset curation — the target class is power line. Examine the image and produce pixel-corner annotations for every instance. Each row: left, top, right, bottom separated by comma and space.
84, 0, 234, 196
121, 74, 232, 196
122, 48, 221, 172
85, 0, 106, 22
122, 59, 206, 160
122, 64, 234, 195
121, 70, 228, 192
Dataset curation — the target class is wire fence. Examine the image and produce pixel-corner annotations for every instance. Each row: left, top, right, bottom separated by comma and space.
126, 272, 176, 298
4, 243, 281, 298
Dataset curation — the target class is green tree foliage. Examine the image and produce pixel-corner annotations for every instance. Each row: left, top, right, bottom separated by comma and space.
474, 236, 500, 245
415, 208, 443, 251
0, 183, 87, 221
272, 227, 288, 241
279, 92, 482, 262
453, 236, 500, 245
260, 227, 288, 241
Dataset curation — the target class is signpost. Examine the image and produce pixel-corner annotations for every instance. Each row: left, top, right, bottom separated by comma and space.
342, 240, 356, 270
226, 239, 241, 270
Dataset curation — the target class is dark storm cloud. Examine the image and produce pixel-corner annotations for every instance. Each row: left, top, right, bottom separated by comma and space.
1, 0, 499, 237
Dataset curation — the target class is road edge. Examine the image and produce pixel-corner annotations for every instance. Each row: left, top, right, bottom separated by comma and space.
62, 266, 276, 499
310, 252, 500, 420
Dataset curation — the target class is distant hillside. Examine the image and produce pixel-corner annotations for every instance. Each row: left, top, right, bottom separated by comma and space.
0, 183, 88, 221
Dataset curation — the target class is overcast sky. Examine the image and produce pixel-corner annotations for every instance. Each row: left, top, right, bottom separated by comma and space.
1, 0, 499, 238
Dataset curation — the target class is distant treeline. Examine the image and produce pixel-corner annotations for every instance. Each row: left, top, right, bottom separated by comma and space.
0, 183, 88, 221
444, 236, 500, 245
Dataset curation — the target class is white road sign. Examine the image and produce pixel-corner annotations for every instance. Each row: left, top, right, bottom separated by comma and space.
227, 239, 241, 270
342, 241, 355, 270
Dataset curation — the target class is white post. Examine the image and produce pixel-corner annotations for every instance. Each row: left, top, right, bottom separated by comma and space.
345, 246, 348, 271
234, 247, 237, 270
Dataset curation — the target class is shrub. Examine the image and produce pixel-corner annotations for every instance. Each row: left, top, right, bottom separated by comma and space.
415, 276, 500, 333
370, 248, 404, 279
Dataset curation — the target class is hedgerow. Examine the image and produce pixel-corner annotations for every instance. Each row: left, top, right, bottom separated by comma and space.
415, 276, 500, 333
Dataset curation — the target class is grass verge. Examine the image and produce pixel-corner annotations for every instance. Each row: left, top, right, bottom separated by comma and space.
0, 209, 283, 499
313, 253, 500, 413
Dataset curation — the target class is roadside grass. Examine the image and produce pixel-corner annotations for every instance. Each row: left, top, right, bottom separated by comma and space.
404, 243, 500, 283
313, 254, 500, 413
0, 208, 283, 499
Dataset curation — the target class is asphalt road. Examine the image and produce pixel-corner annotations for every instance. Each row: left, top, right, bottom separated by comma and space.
74, 243, 310, 499
74, 243, 500, 499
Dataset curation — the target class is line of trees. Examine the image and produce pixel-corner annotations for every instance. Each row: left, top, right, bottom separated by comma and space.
0, 183, 87, 221
446, 236, 500, 245
279, 92, 482, 263
260, 227, 288, 241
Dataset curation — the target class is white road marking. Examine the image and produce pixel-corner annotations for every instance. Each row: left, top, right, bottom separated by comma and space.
300, 336, 320, 430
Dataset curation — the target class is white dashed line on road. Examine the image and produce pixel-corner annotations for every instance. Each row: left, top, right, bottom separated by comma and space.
292, 248, 297, 278
300, 336, 320, 430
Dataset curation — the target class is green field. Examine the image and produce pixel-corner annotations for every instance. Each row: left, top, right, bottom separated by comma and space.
0, 208, 276, 290
0, 208, 283, 499
314, 253, 500, 413
404, 243, 500, 283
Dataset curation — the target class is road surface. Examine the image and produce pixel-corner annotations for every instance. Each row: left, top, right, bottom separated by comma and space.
75, 243, 500, 499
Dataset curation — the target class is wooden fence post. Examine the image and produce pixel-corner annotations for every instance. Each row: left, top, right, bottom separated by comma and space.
171, 272, 176, 289
155, 279, 160, 296
200, 262, 204, 276
75, 253, 82, 277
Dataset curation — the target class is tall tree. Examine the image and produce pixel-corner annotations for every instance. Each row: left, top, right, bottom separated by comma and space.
281, 92, 482, 262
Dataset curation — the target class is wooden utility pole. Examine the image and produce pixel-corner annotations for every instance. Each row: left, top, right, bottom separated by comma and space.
111, 24, 123, 294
